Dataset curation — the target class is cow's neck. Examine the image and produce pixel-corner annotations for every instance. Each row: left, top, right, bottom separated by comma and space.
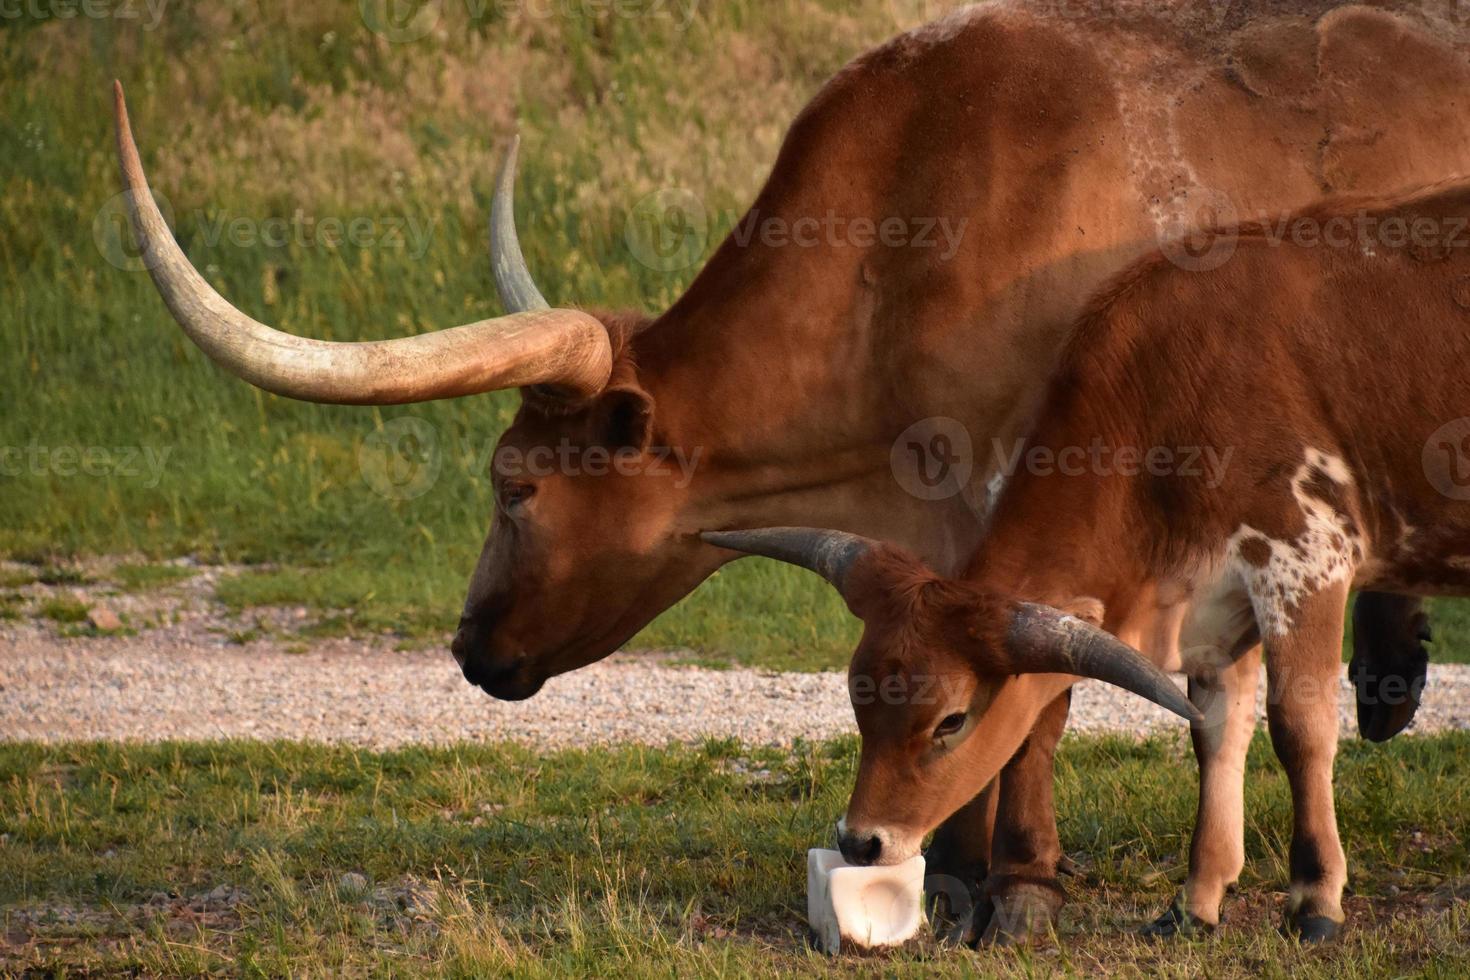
964, 395, 1159, 632
630, 292, 989, 575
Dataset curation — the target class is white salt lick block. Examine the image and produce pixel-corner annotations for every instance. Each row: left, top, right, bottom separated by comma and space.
806, 848, 925, 954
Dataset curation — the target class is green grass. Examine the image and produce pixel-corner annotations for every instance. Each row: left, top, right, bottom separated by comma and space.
112, 561, 195, 592
34, 566, 91, 588
0, 568, 37, 589
36, 596, 88, 624
2, 734, 1467, 975
0, 592, 24, 621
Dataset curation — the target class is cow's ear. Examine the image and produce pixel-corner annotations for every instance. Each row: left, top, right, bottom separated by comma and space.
592, 384, 655, 453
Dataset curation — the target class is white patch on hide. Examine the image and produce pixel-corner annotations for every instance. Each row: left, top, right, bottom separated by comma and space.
1225, 449, 1362, 638
1174, 560, 1257, 675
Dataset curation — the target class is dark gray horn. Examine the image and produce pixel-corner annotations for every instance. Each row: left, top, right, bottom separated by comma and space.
490, 135, 551, 313
1006, 603, 1201, 723
700, 527, 875, 596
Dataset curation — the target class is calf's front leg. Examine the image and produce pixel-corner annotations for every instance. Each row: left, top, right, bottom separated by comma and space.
923, 690, 1072, 947
923, 781, 997, 945
980, 688, 1072, 946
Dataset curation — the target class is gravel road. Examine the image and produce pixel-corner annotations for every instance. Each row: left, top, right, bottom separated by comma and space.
5, 624, 1470, 749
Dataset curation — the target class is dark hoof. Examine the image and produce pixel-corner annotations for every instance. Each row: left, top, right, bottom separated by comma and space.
1140, 896, 1215, 939
1285, 914, 1342, 943
1350, 594, 1430, 742
979, 876, 1065, 947
924, 871, 986, 947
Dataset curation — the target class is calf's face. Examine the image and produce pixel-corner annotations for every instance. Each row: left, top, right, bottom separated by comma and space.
699, 527, 1200, 868
837, 579, 1086, 866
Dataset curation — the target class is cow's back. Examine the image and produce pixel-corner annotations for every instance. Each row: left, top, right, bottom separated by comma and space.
1033, 177, 1470, 589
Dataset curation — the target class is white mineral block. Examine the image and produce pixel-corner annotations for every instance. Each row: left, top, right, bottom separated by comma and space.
806, 848, 926, 954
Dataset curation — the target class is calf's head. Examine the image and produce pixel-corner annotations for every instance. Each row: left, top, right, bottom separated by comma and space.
702, 527, 1199, 866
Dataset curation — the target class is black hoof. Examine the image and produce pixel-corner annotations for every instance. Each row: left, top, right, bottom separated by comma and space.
1285, 914, 1342, 943
924, 871, 986, 947
979, 876, 1065, 947
1140, 897, 1215, 939
1350, 594, 1430, 742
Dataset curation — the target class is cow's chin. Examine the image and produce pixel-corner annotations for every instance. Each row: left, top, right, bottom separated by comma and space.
478, 671, 546, 702
457, 651, 549, 701
466, 635, 609, 701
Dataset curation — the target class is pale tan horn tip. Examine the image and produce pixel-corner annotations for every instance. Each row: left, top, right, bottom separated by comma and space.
113, 80, 143, 189
113, 80, 128, 137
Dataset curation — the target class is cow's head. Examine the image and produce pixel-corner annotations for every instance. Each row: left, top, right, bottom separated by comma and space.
702, 527, 1200, 866
113, 84, 723, 700
451, 342, 725, 698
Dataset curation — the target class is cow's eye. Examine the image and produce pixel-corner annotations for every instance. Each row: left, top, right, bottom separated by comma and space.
501, 482, 536, 510
933, 712, 967, 739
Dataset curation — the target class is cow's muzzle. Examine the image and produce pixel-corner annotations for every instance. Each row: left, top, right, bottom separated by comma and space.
452, 618, 545, 701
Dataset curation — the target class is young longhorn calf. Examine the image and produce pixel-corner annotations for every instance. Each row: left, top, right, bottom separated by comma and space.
704, 177, 1470, 941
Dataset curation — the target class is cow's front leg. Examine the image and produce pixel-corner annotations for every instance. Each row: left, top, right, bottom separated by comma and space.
1266, 585, 1350, 941
1143, 645, 1261, 937
923, 781, 997, 945
979, 688, 1072, 946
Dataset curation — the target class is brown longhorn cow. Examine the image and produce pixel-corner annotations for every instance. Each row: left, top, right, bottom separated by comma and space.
705, 175, 1470, 940
114, 0, 1468, 946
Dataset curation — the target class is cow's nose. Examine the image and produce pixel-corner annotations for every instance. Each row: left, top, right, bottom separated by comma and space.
838, 830, 882, 866
451, 619, 473, 667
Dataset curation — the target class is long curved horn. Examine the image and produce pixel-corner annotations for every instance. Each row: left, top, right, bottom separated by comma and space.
1006, 603, 1200, 723
700, 527, 876, 596
490, 135, 551, 313
113, 82, 610, 404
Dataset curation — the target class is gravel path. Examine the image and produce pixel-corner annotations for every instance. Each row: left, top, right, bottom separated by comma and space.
5, 625, 1470, 749
4, 559, 1469, 748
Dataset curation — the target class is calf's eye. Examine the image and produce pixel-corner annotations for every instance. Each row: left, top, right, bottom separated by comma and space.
933, 712, 967, 739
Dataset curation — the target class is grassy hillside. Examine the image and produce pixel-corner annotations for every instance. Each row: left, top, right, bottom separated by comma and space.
1, 0, 907, 664
3, 1, 1468, 668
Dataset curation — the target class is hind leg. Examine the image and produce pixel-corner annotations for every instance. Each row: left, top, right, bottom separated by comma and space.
1143, 644, 1261, 937
1265, 582, 1351, 940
